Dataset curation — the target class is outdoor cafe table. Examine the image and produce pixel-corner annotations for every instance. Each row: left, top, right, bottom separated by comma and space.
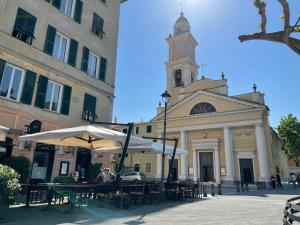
24, 183, 114, 207
23, 181, 157, 207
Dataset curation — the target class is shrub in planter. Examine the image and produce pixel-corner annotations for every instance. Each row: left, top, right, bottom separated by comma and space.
5, 156, 31, 183
0, 164, 21, 204
88, 163, 103, 183
52, 176, 75, 184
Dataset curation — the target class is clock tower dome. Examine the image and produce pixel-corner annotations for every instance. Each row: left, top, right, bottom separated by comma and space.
166, 13, 199, 105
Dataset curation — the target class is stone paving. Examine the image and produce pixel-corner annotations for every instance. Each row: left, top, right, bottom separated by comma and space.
0, 187, 299, 225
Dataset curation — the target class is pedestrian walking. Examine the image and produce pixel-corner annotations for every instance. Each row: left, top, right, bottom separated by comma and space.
297, 175, 300, 188
291, 174, 297, 189
276, 173, 283, 189
271, 175, 276, 189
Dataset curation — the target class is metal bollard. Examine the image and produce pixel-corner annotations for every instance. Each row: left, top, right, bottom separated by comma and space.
241, 183, 245, 192
262, 182, 266, 189
236, 181, 240, 192
203, 185, 207, 197
256, 182, 260, 190
211, 184, 215, 196
217, 184, 222, 195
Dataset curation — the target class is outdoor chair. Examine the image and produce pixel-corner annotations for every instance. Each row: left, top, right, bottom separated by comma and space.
129, 182, 145, 206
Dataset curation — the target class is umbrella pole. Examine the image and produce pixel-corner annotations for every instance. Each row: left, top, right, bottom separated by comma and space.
166, 138, 178, 184
116, 123, 133, 181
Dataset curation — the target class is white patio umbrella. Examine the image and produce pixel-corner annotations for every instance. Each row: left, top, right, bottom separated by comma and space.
94, 141, 188, 155
19, 125, 149, 149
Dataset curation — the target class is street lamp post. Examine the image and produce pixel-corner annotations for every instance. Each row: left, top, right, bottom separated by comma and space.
160, 90, 171, 200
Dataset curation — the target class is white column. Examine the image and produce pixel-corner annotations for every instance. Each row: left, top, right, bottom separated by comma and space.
214, 148, 221, 184
224, 127, 235, 182
156, 134, 163, 179
193, 150, 197, 181
180, 131, 188, 179
255, 124, 269, 182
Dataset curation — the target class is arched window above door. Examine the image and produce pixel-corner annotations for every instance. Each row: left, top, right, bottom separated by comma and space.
190, 102, 217, 115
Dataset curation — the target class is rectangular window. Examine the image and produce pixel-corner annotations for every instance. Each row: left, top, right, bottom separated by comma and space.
12, 8, 37, 45
99, 57, 107, 82
146, 125, 152, 133
92, 13, 104, 38
136, 127, 139, 134
59, 0, 75, 16
87, 52, 99, 77
145, 162, 151, 173
82, 94, 97, 121
44, 80, 62, 112
0, 64, 25, 101
53, 32, 69, 62
123, 128, 128, 134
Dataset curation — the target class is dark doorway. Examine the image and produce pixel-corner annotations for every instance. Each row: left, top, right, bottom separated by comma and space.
76, 148, 91, 181
0, 137, 13, 163
199, 152, 214, 182
168, 159, 178, 181
31, 143, 55, 183
239, 158, 254, 184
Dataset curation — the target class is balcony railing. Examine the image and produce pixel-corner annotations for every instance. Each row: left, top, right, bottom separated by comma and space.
12, 25, 35, 45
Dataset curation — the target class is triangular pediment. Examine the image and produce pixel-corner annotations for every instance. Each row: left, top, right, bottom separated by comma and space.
152, 90, 266, 121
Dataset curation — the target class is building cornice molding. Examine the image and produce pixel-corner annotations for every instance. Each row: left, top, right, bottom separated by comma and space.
156, 119, 263, 133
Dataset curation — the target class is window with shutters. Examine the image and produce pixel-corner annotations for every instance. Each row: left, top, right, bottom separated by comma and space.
12, 8, 37, 45
82, 94, 97, 121
136, 127, 139, 134
44, 80, 62, 112
53, 32, 70, 62
92, 13, 104, 38
0, 63, 25, 101
87, 51, 99, 78
47, 0, 81, 20
99, 57, 107, 81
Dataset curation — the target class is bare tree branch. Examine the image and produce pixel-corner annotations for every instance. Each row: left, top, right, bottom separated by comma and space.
239, 0, 300, 55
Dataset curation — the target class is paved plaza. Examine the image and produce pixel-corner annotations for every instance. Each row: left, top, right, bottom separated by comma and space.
0, 188, 299, 225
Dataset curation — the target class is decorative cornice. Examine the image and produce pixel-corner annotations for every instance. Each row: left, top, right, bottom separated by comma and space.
192, 138, 219, 150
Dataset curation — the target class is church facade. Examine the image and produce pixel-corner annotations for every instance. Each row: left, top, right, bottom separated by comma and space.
114, 13, 289, 184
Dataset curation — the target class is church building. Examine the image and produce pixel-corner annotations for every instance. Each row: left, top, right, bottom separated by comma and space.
114, 13, 289, 184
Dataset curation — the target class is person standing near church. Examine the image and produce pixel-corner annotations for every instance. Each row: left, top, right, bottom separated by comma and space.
276, 173, 283, 189
291, 174, 297, 189
271, 175, 276, 189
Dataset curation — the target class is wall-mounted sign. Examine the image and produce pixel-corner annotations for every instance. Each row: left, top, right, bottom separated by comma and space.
189, 167, 194, 175
221, 167, 226, 176
59, 161, 69, 176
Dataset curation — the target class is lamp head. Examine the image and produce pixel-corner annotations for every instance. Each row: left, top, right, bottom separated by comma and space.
161, 90, 171, 104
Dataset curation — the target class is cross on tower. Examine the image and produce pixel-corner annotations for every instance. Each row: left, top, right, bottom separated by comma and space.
200, 61, 207, 77
179, 0, 186, 13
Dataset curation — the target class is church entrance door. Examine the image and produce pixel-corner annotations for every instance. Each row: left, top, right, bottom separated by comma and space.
199, 152, 214, 182
239, 159, 254, 184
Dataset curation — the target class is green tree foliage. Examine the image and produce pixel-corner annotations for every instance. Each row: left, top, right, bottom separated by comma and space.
277, 114, 300, 165
0, 164, 21, 204
5, 156, 31, 183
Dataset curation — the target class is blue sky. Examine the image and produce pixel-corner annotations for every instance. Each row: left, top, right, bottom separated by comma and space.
114, 0, 300, 127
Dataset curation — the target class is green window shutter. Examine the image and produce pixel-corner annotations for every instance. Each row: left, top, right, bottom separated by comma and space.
44, 25, 56, 56
68, 39, 78, 67
0, 59, 6, 84
99, 57, 107, 81
35, 75, 48, 108
52, 0, 61, 9
74, 0, 83, 23
13, 8, 37, 40
81, 47, 89, 73
60, 85, 72, 115
21, 70, 37, 105
83, 94, 96, 120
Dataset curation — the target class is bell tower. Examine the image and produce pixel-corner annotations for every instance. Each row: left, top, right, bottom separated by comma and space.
166, 13, 199, 105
